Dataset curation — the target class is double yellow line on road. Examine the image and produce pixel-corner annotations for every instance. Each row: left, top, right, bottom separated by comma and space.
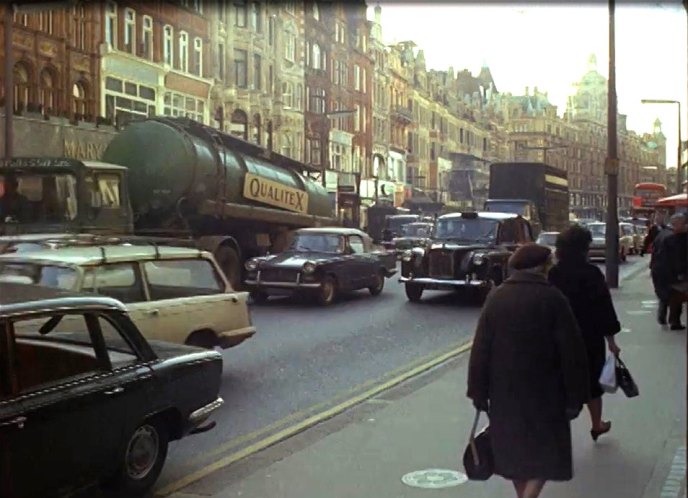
156, 339, 473, 497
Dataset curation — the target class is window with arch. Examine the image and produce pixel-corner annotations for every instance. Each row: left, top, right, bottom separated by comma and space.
163, 25, 173, 65
312, 43, 321, 69
142, 15, 153, 60
230, 109, 248, 140
252, 114, 261, 145
39, 68, 56, 112
13, 63, 30, 112
105, 1, 117, 47
179, 32, 189, 72
193, 37, 203, 76
72, 81, 88, 116
281, 133, 293, 158
312, 2, 320, 19
72, 5, 87, 50
124, 8, 136, 54
284, 24, 296, 62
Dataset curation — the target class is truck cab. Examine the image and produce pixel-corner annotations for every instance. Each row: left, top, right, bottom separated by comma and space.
483, 199, 542, 236
0, 158, 133, 236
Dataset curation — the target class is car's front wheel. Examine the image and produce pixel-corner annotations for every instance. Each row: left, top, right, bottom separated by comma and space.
369, 271, 385, 296
103, 420, 169, 497
405, 283, 424, 302
250, 290, 269, 304
316, 276, 337, 306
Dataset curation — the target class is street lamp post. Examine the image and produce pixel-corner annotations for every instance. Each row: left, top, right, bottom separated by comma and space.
641, 99, 682, 194
605, 0, 620, 288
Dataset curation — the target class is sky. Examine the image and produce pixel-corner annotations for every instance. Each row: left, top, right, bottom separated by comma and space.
369, 1, 687, 168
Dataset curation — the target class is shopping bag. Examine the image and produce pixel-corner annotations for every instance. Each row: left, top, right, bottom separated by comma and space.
462, 409, 494, 481
616, 356, 639, 398
599, 353, 618, 394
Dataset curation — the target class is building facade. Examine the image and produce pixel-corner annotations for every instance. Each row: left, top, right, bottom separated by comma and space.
100, 1, 213, 128
0, 4, 118, 159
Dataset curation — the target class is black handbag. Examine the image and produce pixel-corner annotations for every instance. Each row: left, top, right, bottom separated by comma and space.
463, 409, 494, 481
616, 356, 639, 398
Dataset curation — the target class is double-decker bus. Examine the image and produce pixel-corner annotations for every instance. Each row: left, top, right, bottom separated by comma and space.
631, 182, 668, 217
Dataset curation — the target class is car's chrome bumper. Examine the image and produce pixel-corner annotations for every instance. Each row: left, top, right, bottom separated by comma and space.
244, 279, 321, 289
399, 276, 488, 288
218, 326, 256, 349
189, 397, 224, 426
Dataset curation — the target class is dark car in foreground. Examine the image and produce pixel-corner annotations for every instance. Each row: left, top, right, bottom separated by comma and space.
399, 212, 534, 303
244, 227, 397, 305
0, 283, 223, 498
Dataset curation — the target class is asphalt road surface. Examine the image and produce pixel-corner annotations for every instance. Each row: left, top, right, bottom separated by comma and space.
155, 256, 648, 492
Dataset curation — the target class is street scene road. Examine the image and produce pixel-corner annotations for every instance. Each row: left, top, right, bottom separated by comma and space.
155, 256, 649, 494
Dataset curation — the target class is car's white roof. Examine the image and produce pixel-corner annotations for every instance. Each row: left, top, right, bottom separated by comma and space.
0, 244, 212, 267
438, 211, 521, 221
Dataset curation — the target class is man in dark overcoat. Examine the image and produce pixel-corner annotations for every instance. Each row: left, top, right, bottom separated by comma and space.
651, 213, 686, 327
467, 243, 589, 498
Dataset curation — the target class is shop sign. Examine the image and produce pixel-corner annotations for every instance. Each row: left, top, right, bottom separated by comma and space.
64, 140, 107, 161
243, 173, 309, 214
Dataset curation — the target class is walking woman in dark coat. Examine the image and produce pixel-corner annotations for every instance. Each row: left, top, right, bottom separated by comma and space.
548, 225, 621, 441
467, 244, 589, 498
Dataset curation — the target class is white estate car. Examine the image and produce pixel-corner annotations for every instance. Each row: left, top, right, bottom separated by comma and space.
0, 245, 256, 348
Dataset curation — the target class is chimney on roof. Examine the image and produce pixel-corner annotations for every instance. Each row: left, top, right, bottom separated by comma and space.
534, 86, 538, 95
525, 86, 529, 96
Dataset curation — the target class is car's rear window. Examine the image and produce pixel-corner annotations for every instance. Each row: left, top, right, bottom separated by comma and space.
143, 259, 224, 300
0, 262, 78, 290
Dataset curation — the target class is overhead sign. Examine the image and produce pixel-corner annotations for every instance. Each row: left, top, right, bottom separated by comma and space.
243, 173, 309, 214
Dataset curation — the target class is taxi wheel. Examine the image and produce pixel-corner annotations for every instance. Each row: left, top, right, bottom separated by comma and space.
369, 271, 385, 296
316, 276, 337, 306
250, 291, 269, 304
405, 283, 424, 302
215, 246, 242, 291
102, 420, 168, 498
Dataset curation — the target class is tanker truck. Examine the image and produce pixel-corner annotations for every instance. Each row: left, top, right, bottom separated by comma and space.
0, 117, 336, 289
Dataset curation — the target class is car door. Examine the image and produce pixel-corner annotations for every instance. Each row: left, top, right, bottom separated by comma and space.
136, 257, 248, 346
347, 235, 375, 288
0, 311, 150, 497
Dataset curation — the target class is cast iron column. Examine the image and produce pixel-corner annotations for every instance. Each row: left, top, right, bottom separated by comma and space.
605, 0, 620, 288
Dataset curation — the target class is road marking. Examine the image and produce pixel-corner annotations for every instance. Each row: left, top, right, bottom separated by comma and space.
627, 310, 651, 315
620, 327, 632, 333
183, 340, 472, 468
155, 340, 473, 496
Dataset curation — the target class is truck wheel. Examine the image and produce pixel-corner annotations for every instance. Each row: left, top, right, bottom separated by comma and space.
368, 271, 385, 296
316, 276, 337, 306
102, 420, 168, 498
215, 246, 242, 291
405, 283, 424, 302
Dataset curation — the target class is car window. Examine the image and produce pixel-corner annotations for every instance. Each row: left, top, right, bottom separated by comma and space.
10, 312, 115, 395
97, 315, 139, 368
499, 219, 520, 244
0, 262, 78, 289
82, 263, 146, 304
144, 259, 225, 300
349, 235, 365, 254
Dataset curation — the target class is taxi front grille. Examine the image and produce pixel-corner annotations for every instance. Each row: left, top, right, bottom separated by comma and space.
429, 251, 454, 278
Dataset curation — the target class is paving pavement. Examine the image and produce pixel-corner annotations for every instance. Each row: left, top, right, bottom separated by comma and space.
167, 266, 686, 498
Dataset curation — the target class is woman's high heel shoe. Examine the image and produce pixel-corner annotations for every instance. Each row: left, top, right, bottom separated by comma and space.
590, 421, 612, 442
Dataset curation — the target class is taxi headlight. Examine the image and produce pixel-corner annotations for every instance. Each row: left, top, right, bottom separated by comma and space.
401, 250, 413, 262
472, 253, 485, 265
245, 259, 259, 271
303, 261, 317, 274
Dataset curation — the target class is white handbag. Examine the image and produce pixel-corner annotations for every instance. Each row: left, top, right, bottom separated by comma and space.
599, 353, 618, 393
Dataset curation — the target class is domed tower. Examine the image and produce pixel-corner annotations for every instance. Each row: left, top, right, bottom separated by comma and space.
568, 54, 607, 123
652, 118, 667, 166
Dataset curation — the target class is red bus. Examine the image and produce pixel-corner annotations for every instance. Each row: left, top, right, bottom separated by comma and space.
632, 182, 668, 216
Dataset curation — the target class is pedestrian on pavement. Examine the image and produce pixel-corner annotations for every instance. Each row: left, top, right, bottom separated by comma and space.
548, 225, 622, 442
650, 212, 686, 329
467, 243, 589, 498
641, 210, 666, 257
